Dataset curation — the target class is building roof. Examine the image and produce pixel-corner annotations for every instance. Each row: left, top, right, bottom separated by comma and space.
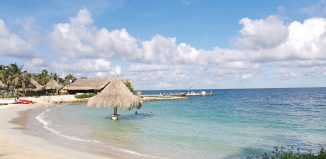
25, 78, 44, 91
64, 78, 112, 91
45, 79, 63, 90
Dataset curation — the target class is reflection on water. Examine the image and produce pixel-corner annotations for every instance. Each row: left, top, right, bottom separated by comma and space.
120, 113, 154, 120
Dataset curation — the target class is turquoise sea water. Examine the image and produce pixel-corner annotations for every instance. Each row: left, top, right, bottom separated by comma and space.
35, 88, 326, 158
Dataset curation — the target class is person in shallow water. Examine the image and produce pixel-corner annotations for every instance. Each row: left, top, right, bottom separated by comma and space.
134, 111, 154, 116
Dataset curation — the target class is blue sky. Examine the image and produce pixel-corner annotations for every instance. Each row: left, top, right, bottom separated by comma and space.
0, 0, 316, 48
0, 0, 326, 89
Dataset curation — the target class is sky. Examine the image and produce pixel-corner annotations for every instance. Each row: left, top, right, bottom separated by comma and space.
1, 0, 326, 90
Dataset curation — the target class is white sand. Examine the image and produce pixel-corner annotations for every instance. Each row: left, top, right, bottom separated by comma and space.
0, 97, 111, 159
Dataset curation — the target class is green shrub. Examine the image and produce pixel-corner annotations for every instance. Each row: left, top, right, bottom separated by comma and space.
248, 146, 326, 159
75, 93, 96, 99
124, 81, 134, 93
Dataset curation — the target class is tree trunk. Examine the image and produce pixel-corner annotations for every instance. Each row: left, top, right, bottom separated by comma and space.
113, 107, 117, 115
21, 80, 26, 96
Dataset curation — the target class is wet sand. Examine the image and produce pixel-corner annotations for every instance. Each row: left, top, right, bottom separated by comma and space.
9, 109, 32, 130
0, 102, 112, 159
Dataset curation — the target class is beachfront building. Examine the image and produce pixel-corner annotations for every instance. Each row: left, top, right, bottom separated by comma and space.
64, 78, 112, 94
45, 79, 63, 95
64, 78, 134, 95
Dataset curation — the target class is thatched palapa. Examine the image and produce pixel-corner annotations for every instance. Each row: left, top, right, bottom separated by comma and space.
87, 79, 142, 109
25, 78, 44, 91
19, 78, 45, 96
45, 79, 63, 90
87, 79, 142, 120
64, 78, 111, 94
30, 78, 44, 91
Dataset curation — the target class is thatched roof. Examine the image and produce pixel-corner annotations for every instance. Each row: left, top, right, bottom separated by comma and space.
0, 80, 7, 89
87, 79, 142, 110
45, 79, 63, 90
18, 78, 44, 92
26, 78, 44, 91
64, 78, 111, 91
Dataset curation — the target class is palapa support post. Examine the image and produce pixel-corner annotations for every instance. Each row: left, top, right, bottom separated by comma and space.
112, 107, 119, 120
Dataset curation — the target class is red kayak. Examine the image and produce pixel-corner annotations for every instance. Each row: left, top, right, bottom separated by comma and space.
17, 99, 33, 104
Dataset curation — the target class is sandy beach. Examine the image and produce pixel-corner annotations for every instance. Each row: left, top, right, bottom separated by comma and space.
0, 97, 110, 159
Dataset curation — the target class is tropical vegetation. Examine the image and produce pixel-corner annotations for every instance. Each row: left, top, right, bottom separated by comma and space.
75, 93, 96, 99
0, 63, 76, 96
125, 80, 134, 92
248, 146, 326, 159
0, 63, 134, 96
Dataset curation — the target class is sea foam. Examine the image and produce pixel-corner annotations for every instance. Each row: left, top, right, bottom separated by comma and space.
35, 108, 163, 159
36, 108, 100, 143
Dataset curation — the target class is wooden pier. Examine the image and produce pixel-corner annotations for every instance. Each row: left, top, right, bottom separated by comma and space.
139, 90, 213, 102
141, 95, 187, 102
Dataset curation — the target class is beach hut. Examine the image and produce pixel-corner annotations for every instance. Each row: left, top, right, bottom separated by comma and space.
45, 79, 63, 94
64, 78, 111, 94
28, 78, 44, 91
21, 78, 45, 96
87, 79, 142, 120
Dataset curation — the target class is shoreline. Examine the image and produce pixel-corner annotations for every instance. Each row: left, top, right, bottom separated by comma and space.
0, 101, 112, 159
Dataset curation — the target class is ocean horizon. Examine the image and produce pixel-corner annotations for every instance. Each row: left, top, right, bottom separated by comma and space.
21, 87, 326, 159
139, 86, 326, 91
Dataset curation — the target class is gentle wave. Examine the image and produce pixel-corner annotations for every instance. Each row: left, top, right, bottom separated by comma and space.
35, 107, 164, 159
36, 108, 100, 143
101, 144, 166, 159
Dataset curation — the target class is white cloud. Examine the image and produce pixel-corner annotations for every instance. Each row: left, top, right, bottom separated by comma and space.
234, 16, 289, 50
128, 63, 170, 72
240, 74, 253, 80
50, 58, 121, 77
0, 19, 33, 57
16, 17, 42, 46
47, 9, 326, 88
2, 8, 326, 89
50, 9, 201, 64
140, 35, 200, 64
276, 68, 298, 79
281, 18, 326, 60
50, 8, 138, 60
231, 16, 326, 63
301, 0, 326, 17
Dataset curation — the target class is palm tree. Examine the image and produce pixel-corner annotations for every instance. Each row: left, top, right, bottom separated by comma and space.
0, 65, 10, 87
0, 65, 5, 82
7, 63, 26, 96
50, 73, 59, 81
64, 74, 76, 85
39, 69, 50, 85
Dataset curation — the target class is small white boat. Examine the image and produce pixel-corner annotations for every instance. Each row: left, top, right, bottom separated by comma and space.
186, 90, 213, 96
